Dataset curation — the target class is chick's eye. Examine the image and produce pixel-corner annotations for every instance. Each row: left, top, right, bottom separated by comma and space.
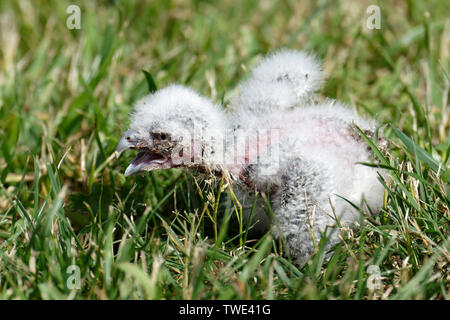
152, 132, 169, 141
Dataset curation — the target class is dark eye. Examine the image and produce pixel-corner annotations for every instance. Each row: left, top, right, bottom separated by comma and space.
152, 132, 169, 141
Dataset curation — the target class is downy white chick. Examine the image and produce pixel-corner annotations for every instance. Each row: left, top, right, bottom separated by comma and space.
116, 49, 386, 266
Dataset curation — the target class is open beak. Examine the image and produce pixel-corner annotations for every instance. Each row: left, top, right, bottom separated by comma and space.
116, 129, 173, 176
123, 151, 171, 176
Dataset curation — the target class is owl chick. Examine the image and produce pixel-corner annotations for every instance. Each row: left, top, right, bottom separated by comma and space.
116, 49, 386, 266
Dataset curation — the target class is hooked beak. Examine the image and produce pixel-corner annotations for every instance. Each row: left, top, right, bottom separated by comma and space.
116, 129, 140, 156
116, 129, 173, 176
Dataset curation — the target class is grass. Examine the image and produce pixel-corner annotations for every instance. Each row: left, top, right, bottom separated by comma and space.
0, 0, 448, 299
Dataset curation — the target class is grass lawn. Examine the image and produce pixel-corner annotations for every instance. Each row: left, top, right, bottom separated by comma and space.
0, 0, 448, 299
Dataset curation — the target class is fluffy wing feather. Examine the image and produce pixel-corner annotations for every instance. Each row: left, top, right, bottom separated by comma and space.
230, 49, 324, 114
